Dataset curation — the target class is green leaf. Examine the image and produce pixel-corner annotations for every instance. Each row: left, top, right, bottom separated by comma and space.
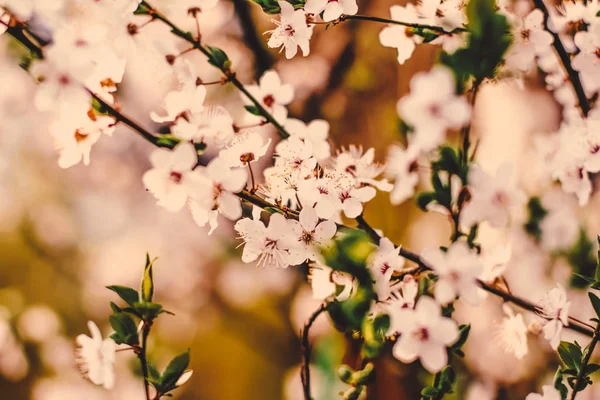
244, 105, 262, 116
421, 386, 440, 397
451, 324, 471, 356
558, 341, 583, 372
134, 301, 172, 322
107, 285, 139, 307
524, 197, 547, 240
584, 363, 600, 375
249, 0, 306, 14
206, 46, 230, 70
589, 292, 600, 319
161, 350, 191, 392
337, 365, 354, 384
573, 273, 596, 284
133, 3, 151, 14
141, 253, 156, 303
554, 366, 569, 400
567, 229, 597, 288
109, 312, 139, 346
110, 302, 122, 314
416, 192, 436, 211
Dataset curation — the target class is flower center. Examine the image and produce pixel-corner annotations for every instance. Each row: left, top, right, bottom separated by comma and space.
240, 152, 256, 164
170, 171, 183, 183
74, 129, 88, 143
415, 327, 430, 341
263, 94, 275, 107
301, 231, 315, 244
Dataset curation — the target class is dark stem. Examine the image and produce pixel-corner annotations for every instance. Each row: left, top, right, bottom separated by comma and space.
531, 0, 590, 117
140, 322, 152, 400
461, 78, 482, 166
569, 326, 600, 400
340, 14, 467, 34
247, 162, 256, 191
301, 303, 327, 400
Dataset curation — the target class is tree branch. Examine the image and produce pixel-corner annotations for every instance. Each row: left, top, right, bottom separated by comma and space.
300, 302, 327, 400
339, 14, 467, 35
531, 0, 590, 117
569, 325, 600, 399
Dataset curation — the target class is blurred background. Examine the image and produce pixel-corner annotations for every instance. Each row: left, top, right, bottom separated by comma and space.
1, 0, 600, 399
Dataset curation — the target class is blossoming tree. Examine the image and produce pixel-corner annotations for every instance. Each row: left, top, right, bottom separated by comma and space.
0, 0, 600, 398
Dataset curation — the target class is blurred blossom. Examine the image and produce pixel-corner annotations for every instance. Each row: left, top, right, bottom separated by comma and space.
17, 305, 62, 343
290, 286, 332, 338
465, 380, 497, 400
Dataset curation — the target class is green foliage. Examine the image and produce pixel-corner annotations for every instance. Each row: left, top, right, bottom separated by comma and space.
337, 363, 374, 399
589, 292, 600, 320
523, 197, 548, 240
554, 366, 569, 400
133, 2, 151, 14
206, 46, 231, 70
361, 314, 390, 358
440, 0, 511, 86
322, 230, 376, 331
450, 324, 470, 357
567, 230, 597, 288
109, 312, 139, 346
149, 350, 192, 396
558, 341, 583, 374
421, 366, 457, 399
249, 0, 306, 14
244, 105, 262, 116
106, 285, 139, 307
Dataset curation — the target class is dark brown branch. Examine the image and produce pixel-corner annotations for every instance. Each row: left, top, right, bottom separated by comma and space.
300, 303, 327, 400
531, 0, 590, 117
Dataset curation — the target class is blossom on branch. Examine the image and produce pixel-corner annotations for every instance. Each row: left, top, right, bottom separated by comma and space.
75, 321, 116, 390
266, 1, 313, 59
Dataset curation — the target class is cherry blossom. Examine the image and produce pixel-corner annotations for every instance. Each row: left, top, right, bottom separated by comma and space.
284, 118, 331, 161
234, 213, 299, 268
171, 105, 235, 147
378, 4, 423, 65
266, 1, 313, 59
421, 242, 484, 305
367, 237, 405, 301
188, 157, 248, 234
288, 207, 337, 262
573, 23, 600, 95
310, 263, 354, 301
495, 304, 528, 360
389, 296, 459, 373
334, 146, 392, 191
385, 143, 421, 205
75, 321, 116, 389
525, 385, 562, 400
304, 0, 358, 22
219, 132, 272, 169
243, 70, 294, 124
274, 136, 317, 177
461, 163, 526, 229
536, 284, 570, 350
150, 60, 207, 123
397, 66, 471, 151
385, 275, 418, 310
142, 142, 198, 212
505, 9, 553, 72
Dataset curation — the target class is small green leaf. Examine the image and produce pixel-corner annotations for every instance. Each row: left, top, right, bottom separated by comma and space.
207, 46, 230, 70
584, 363, 600, 375
337, 364, 354, 384
109, 312, 139, 346
416, 192, 436, 211
554, 366, 569, 400
558, 341, 583, 372
161, 350, 191, 392
133, 3, 150, 14
244, 105, 262, 116
451, 324, 470, 355
110, 302, 122, 314
141, 253, 156, 303
421, 386, 440, 397
107, 285, 139, 307
589, 292, 600, 319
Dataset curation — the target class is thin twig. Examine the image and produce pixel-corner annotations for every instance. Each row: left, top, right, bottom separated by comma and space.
531, 0, 590, 117
300, 303, 327, 400
340, 14, 467, 34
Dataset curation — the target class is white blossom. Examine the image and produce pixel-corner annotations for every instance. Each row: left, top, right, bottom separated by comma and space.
219, 132, 272, 168
536, 284, 570, 350
368, 237, 405, 301
505, 10, 553, 72
142, 142, 198, 212
284, 118, 331, 161
379, 4, 423, 65
266, 1, 313, 59
288, 207, 337, 262
389, 296, 459, 373
461, 162, 526, 228
397, 66, 471, 151
421, 242, 484, 305
304, 0, 358, 22
525, 385, 562, 400
495, 304, 528, 360
243, 70, 294, 124
385, 143, 421, 205
75, 321, 116, 390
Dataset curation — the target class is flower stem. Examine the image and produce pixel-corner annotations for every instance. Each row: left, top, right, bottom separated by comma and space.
139, 322, 152, 400
301, 303, 327, 400
569, 325, 600, 400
